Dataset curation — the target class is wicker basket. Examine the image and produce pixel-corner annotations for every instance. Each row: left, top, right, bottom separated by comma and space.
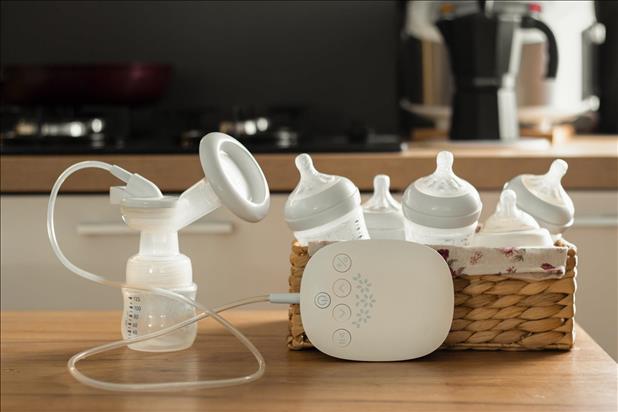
288, 240, 576, 351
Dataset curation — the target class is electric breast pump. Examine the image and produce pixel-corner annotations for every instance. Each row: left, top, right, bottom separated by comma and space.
113, 132, 270, 351
47, 132, 284, 391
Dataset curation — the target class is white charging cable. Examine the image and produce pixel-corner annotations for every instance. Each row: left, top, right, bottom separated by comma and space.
47, 161, 299, 392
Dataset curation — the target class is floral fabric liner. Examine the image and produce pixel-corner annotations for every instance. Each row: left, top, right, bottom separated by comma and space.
307, 242, 568, 280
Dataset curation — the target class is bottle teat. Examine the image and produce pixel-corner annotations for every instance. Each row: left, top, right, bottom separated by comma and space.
503, 159, 574, 237
364, 175, 401, 211
296, 153, 318, 179
473, 190, 553, 247
415, 151, 474, 198
545, 159, 568, 184
522, 159, 572, 206
362, 175, 405, 240
290, 153, 336, 199
435, 151, 454, 177
483, 190, 540, 233
285, 153, 367, 242
498, 190, 519, 218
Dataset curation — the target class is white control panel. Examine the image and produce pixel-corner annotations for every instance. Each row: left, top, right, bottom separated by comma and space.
299, 240, 454, 361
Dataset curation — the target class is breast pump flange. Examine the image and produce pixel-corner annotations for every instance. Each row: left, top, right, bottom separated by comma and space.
114, 132, 270, 351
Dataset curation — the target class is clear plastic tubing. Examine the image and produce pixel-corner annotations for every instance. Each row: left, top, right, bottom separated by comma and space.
284, 153, 369, 245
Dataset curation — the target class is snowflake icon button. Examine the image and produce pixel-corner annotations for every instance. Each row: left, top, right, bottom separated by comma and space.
332, 304, 352, 321
332, 253, 352, 273
332, 329, 351, 347
314, 292, 331, 309
333, 279, 352, 297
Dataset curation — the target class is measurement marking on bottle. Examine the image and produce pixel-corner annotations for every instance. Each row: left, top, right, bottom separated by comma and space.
126, 294, 143, 338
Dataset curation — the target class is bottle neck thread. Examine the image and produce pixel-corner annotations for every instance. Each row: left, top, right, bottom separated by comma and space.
139, 231, 179, 256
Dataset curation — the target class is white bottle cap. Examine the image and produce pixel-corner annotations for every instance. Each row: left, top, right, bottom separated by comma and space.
472, 190, 553, 247
284, 154, 361, 232
362, 175, 406, 232
504, 159, 574, 234
402, 151, 482, 229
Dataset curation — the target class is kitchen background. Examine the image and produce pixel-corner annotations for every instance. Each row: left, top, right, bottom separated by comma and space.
1, 1, 617, 360
0, 0, 403, 153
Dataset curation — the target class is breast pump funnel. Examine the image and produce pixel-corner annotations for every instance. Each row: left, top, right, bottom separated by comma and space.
284, 153, 369, 245
117, 132, 270, 352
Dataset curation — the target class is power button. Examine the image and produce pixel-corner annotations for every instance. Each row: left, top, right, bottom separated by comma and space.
314, 292, 331, 309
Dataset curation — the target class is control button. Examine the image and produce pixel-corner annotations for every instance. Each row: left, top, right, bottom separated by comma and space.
314, 292, 331, 309
333, 279, 352, 297
332, 253, 352, 273
332, 328, 352, 347
332, 304, 352, 321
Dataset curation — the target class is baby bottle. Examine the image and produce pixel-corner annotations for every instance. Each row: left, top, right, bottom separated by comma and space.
362, 175, 406, 240
504, 159, 574, 239
472, 190, 553, 247
402, 151, 482, 246
284, 153, 369, 245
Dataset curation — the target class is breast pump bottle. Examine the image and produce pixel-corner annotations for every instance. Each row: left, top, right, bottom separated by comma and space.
112, 133, 270, 351
119, 197, 198, 352
284, 153, 369, 245
402, 151, 482, 246
504, 159, 574, 240
362, 175, 406, 240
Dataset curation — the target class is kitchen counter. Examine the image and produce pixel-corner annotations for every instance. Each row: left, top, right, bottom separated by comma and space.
1, 311, 616, 412
1, 136, 617, 193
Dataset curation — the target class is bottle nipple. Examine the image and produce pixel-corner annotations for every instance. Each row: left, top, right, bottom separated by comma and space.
289, 153, 337, 199
435, 151, 455, 177
295, 153, 318, 179
499, 190, 518, 218
373, 175, 390, 202
285, 153, 365, 240
473, 190, 553, 246
544, 159, 568, 184
364, 174, 400, 210
414, 150, 475, 198
484, 190, 540, 232
521, 158, 571, 207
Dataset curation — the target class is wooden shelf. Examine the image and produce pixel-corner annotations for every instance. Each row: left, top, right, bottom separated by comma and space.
1, 136, 617, 193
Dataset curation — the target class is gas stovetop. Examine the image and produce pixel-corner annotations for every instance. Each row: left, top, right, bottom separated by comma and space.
0, 106, 404, 154
0, 133, 404, 155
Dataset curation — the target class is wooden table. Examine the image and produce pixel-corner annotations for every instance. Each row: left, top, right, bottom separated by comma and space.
1, 311, 616, 412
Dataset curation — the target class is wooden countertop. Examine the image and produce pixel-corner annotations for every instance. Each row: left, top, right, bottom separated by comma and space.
1, 136, 617, 193
1, 311, 616, 412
